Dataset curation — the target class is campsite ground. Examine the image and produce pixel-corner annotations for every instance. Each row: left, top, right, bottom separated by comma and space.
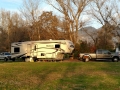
0, 59, 120, 90
63, 58, 80, 62
63, 58, 112, 62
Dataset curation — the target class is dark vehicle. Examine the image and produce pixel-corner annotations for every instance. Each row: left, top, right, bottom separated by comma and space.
79, 49, 120, 62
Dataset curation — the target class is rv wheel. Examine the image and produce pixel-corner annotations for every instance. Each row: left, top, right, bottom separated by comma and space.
12, 58, 15, 61
4, 57, 8, 62
33, 57, 37, 62
21, 57, 25, 61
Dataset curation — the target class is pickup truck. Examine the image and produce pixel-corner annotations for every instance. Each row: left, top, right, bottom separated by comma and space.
0, 52, 11, 61
79, 49, 120, 62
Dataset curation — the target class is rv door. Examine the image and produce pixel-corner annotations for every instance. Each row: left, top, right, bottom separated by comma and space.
27, 44, 31, 56
32, 44, 38, 57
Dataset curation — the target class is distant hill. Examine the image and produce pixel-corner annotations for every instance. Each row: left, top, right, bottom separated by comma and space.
78, 26, 97, 43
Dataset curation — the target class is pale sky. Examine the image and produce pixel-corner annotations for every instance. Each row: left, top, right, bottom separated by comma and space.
0, 0, 102, 29
0, 0, 53, 12
0, 0, 22, 12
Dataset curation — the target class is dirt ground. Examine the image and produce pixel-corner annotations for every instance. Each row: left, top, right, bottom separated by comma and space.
63, 58, 81, 62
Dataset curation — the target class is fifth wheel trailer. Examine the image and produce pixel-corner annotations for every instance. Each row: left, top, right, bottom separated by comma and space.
11, 39, 74, 62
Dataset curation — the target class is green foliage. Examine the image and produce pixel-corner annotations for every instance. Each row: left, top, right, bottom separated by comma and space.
79, 41, 92, 53
74, 40, 91, 53
63, 54, 70, 59
73, 41, 94, 58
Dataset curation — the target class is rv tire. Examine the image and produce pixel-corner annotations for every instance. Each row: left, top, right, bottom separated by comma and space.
21, 57, 25, 61
12, 58, 15, 61
112, 57, 119, 62
33, 57, 37, 62
4, 57, 8, 62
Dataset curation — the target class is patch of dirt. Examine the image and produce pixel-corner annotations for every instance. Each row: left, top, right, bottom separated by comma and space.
63, 58, 81, 62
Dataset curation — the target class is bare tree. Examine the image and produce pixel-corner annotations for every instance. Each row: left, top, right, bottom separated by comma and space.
0, 27, 8, 52
20, 0, 41, 22
9, 13, 29, 42
89, 0, 117, 26
0, 9, 13, 51
41, 12, 60, 39
0, 9, 29, 51
32, 11, 60, 40
88, 0, 118, 49
46, 0, 92, 44
0, 9, 11, 30
20, 0, 41, 40
111, 0, 120, 41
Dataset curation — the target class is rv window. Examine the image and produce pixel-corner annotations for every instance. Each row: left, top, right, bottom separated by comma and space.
14, 47, 20, 52
55, 44, 60, 48
41, 53, 45, 56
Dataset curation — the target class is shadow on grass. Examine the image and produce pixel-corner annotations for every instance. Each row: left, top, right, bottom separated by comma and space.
0, 59, 25, 63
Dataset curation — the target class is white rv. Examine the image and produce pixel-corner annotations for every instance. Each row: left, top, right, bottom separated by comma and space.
11, 39, 74, 62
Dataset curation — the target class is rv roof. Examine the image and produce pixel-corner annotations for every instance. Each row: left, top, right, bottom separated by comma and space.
12, 40, 72, 44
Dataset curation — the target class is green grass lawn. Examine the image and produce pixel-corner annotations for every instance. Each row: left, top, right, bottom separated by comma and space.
0, 61, 120, 90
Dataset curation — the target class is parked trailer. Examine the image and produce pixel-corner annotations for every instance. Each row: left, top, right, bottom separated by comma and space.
11, 39, 74, 62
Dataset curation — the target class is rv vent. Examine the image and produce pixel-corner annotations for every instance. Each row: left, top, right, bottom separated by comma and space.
59, 38, 65, 40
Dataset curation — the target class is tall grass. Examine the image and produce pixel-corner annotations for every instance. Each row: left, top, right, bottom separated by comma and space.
0, 61, 120, 90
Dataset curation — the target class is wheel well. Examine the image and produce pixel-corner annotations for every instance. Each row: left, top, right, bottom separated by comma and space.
33, 57, 37, 61
112, 56, 119, 62
82, 55, 91, 60
113, 56, 119, 59
4, 57, 8, 59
